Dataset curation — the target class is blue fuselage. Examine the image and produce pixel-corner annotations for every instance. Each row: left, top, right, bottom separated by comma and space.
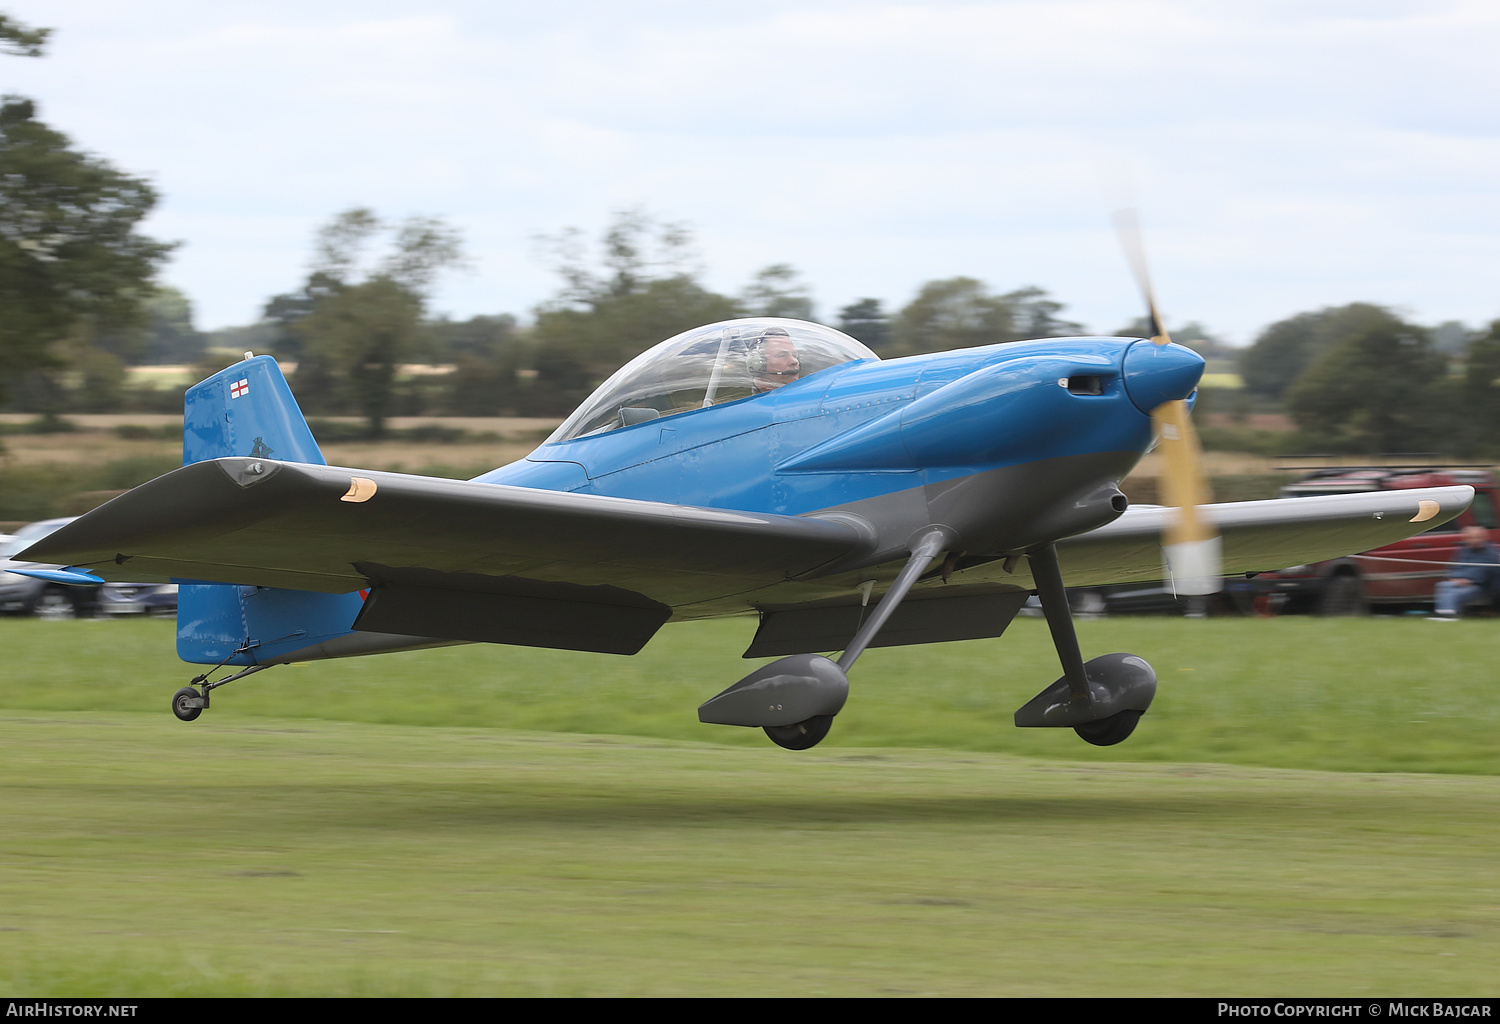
479, 337, 1198, 534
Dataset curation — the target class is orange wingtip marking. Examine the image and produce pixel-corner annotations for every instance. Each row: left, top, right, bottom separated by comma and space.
1410, 499, 1441, 523
341, 477, 377, 503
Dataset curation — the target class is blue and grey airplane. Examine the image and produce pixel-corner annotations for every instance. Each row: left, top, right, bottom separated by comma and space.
18, 316, 1470, 750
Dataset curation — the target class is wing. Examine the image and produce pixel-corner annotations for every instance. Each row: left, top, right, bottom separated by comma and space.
18, 458, 874, 609
20, 458, 1472, 634
741, 487, 1474, 657
1050, 486, 1474, 587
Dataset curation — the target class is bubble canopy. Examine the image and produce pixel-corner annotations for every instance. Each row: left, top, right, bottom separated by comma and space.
545, 318, 880, 444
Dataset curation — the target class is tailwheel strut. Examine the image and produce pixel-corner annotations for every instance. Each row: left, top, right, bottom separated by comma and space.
170, 657, 272, 723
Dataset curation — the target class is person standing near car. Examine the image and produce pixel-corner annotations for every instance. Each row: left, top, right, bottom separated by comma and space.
1431, 526, 1500, 619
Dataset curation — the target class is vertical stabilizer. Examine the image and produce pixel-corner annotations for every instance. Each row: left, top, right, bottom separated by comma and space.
183, 354, 325, 467
177, 355, 351, 665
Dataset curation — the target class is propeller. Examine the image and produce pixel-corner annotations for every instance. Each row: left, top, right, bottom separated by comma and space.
1113, 208, 1222, 596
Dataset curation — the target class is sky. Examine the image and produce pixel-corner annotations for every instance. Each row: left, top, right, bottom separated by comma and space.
6, 0, 1500, 344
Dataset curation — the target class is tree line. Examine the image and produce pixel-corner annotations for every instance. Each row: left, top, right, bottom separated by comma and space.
1228, 304, 1500, 458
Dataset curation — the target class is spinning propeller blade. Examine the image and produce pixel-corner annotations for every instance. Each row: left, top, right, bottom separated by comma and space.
1113, 209, 1222, 596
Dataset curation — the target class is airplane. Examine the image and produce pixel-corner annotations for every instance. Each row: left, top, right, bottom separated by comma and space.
16, 289, 1472, 751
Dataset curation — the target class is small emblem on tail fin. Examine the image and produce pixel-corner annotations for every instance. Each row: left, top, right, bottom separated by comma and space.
183, 355, 325, 467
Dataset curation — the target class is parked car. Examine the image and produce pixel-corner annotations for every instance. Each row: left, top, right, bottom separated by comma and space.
1079, 577, 1259, 616
97, 582, 179, 617
1056, 575, 1258, 617
0, 518, 177, 619
1252, 466, 1500, 615
0, 518, 99, 618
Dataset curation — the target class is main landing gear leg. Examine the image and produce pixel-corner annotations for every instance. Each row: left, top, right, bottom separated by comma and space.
699, 528, 954, 751
171, 661, 272, 722
1013, 543, 1156, 745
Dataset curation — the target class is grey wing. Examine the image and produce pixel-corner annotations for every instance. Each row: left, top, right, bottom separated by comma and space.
1050, 486, 1475, 587
17, 458, 875, 608
742, 487, 1474, 657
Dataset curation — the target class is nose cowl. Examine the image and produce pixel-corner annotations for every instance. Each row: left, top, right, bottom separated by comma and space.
1122, 339, 1205, 415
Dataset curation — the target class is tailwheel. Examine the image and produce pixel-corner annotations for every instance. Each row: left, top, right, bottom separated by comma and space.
764, 714, 834, 750
171, 687, 204, 722
1073, 709, 1143, 747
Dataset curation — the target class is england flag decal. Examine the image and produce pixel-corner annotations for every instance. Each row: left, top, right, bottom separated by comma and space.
230, 378, 249, 399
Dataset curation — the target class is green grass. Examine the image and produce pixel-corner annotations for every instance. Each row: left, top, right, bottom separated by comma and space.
4, 616, 1497, 774
2, 713, 1498, 996
1, 616, 1498, 995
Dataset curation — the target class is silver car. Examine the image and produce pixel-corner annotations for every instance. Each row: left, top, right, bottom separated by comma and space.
0, 517, 177, 619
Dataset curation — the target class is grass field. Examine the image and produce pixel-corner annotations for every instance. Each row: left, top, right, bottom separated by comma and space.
5, 616, 1497, 774
2, 616, 1498, 995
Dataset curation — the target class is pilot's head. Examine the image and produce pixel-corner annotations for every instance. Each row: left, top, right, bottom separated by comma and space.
749, 327, 800, 392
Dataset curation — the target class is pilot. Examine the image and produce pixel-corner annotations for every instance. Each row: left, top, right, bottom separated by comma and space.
749, 327, 801, 392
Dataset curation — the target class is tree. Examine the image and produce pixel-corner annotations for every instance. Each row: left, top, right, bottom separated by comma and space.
138, 286, 208, 365
538, 207, 697, 306
428, 314, 524, 416
430, 313, 519, 362
1456, 321, 1500, 456
1001, 285, 1084, 340
296, 277, 424, 432
0, 12, 49, 56
837, 298, 893, 351
273, 207, 466, 435
262, 271, 342, 362
528, 210, 738, 414
740, 264, 815, 320
1238, 311, 1329, 399
1239, 304, 1406, 400
91, 285, 207, 365
0, 91, 173, 399
1284, 308, 1447, 454
893, 277, 1009, 355
1431, 320, 1475, 357
74, 347, 127, 411
890, 278, 1080, 355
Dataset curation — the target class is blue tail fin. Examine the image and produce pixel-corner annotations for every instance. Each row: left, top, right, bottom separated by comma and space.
177, 355, 361, 666
183, 354, 325, 467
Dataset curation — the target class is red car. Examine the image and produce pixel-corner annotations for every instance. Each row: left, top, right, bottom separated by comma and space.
1254, 466, 1500, 614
